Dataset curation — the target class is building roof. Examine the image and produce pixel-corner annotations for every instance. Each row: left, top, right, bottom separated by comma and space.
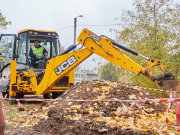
85, 70, 98, 76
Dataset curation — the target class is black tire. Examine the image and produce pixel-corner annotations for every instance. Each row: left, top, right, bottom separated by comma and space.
3, 86, 15, 105
70, 83, 74, 87
2, 86, 9, 98
52, 92, 61, 99
16, 93, 24, 99
2, 92, 9, 98
43, 92, 51, 99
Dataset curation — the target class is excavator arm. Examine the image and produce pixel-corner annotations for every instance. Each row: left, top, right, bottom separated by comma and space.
10, 28, 175, 96
77, 29, 174, 87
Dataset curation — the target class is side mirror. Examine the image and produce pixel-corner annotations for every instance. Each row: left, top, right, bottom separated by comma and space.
0, 35, 1, 41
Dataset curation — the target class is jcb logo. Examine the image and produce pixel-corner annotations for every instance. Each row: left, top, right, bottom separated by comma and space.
54, 55, 77, 76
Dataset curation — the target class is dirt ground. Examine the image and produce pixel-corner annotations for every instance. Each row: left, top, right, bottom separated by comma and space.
3, 81, 179, 135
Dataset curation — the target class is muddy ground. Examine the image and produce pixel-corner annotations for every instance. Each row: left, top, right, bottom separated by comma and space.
8, 81, 178, 135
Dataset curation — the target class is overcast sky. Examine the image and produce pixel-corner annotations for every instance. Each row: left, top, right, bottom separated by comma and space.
1, 0, 178, 71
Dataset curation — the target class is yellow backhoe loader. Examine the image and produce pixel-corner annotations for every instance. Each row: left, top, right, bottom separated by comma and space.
0, 28, 178, 104
0, 29, 74, 101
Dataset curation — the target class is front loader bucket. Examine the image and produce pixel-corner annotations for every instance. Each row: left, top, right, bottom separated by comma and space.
162, 80, 180, 111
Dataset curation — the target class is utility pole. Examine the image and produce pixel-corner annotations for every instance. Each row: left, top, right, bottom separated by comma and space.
74, 18, 77, 45
74, 15, 83, 45
74, 15, 83, 84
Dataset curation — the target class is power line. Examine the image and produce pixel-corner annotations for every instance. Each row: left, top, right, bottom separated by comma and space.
56, 23, 127, 31
77, 24, 124, 26
56, 26, 73, 30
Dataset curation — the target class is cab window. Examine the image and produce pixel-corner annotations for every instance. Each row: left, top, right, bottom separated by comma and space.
28, 40, 56, 59
0, 36, 14, 64
17, 33, 27, 63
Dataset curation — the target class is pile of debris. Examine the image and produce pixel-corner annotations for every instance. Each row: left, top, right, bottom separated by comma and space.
11, 81, 178, 134
19, 80, 176, 135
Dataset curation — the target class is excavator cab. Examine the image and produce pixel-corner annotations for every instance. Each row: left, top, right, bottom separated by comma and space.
0, 29, 74, 99
17, 30, 59, 68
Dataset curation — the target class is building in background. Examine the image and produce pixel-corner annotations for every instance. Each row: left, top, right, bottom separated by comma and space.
75, 69, 99, 83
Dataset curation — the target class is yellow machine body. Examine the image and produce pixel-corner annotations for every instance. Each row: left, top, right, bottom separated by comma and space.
0, 28, 175, 101
0, 29, 74, 99
8, 28, 171, 97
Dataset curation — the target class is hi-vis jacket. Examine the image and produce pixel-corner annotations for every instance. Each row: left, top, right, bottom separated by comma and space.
29, 45, 48, 58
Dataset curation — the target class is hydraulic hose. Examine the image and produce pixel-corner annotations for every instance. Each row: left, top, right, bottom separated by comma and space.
59, 45, 76, 56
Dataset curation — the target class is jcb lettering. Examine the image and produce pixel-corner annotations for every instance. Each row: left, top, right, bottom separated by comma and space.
54, 55, 77, 76
55, 66, 62, 75
61, 61, 69, 70
67, 56, 76, 65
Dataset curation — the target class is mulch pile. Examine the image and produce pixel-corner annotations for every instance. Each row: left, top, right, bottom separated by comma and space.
14, 81, 168, 135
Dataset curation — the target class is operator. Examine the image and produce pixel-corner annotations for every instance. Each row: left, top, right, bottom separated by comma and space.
29, 40, 48, 67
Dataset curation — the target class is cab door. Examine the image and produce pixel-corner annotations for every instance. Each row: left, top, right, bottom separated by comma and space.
0, 34, 17, 71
